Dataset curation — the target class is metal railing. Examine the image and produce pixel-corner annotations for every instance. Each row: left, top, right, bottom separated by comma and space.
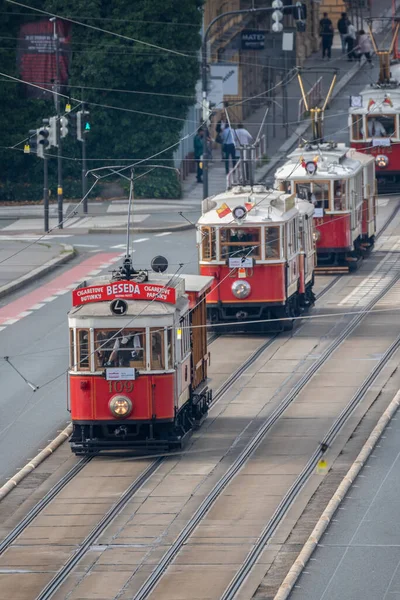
298, 76, 322, 121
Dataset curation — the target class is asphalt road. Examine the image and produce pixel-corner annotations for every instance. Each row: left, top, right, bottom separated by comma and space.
0, 230, 197, 484
290, 410, 400, 600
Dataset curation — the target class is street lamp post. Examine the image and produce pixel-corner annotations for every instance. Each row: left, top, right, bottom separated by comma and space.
201, 3, 295, 200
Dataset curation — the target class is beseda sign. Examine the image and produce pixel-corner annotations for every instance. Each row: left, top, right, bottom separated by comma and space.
72, 280, 176, 306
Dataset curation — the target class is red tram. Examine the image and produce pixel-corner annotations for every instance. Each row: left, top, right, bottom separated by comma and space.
68, 259, 213, 454
275, 143, 376, 272
197, 185, 315, 330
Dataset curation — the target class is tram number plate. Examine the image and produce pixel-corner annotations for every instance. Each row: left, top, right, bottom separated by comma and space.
107, 380, 134, 393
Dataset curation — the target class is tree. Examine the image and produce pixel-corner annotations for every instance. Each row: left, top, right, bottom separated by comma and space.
0, 0, 204, 199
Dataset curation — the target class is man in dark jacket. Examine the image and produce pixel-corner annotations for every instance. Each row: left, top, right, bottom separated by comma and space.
337, 12, 349, 54
319, 13, 334, 60
194, 129, 204, 183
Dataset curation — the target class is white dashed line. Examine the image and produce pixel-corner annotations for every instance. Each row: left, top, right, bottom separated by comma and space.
3, 319, 20, 325
30, 303, 45, 310
133, 238, 149, 243
17, 311, 32, 318
154, 232, 172, 237
88, 270, 101, 276
42, 296, 58, 302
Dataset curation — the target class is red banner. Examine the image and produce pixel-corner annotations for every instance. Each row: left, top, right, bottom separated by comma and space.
72, 281, 176, 307
17, 20, 71, 98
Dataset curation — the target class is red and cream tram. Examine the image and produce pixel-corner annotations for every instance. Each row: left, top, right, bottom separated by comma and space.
197, 185, 315, 330
68, 260, 213, 454
349, 86, 400, 192
275, 143, 376, 271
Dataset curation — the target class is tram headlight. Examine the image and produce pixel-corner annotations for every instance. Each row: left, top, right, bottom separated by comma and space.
376, 155, 389, 168
109, 395, 132, 419
232, 280, 251, 299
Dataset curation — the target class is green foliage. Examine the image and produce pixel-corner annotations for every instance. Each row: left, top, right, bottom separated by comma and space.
0, 0, 203, 200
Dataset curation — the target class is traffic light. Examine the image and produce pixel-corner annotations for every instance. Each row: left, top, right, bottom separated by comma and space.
49, 116, 58, 147
60, 116, 69, 138
82, 110, 90, 135
28, 129, 38, 154
37, 124, 50, 159
272, 0, 283, 32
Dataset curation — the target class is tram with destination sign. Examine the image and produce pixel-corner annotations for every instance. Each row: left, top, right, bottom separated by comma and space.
68, 256, 213, 454
275, 143, 376, 273
197, 185, 316, 330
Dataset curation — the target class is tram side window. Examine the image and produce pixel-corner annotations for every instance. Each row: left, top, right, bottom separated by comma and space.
287, 220, 297, 256
77, 329, 90, 371
180, 314, 191, 358
333, 180, 347, 211
352, 115, 363, 140
364, 115, 396, 138
265, 226, 280, 259
167, 328, 174, 369
151, 329, 165, 370
70, 329, 75, 369
312, 182, 330, 210
220, 228, 261, 259
201, 227, 216, 261
94, 329, 145, 370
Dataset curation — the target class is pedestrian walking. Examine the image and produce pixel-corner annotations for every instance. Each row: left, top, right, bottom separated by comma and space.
233, 124, 254, 147
194, 128, 204, 184
357, 30, 373, 65
346, 21, 357, 61
337, 12, 349, 54
215, 117, 226, 160
221, 123, 237, 175
319, 13, 334, 60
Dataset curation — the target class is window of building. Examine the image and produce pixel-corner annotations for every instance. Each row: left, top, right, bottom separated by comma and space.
201, 226, 216, 261
365, 115, 396, 138
220, 228, 261, 259
352, 115, 363, 140
265, 226, 281, 259
333, 180, 347, 211
151, 329, 165, 370
77, 329, 90, 371
94, 329, 145, 370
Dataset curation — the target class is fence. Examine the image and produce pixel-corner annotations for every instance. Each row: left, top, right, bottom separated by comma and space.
297, 76, 323, 121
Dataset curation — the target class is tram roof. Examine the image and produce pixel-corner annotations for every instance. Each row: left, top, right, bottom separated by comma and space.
350, 87, 400, 113
198, 186, 304, 225
275, 145, 372, 180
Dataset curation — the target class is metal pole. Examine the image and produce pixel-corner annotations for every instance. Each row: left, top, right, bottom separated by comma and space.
43, 152, 49, 233
201, 5, 297, 200
51, 18, 63, 229
82, 118, 88, 213
126, 169, 134, 259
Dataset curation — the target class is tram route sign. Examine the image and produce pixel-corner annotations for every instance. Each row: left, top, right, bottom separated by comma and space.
72, 280, 176, 307
110, 298, 128, 315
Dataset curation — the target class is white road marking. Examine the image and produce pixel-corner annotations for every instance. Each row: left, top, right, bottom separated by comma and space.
30, 303, 45, 310
3, 319, 20, 325
110, 244, 126, 249
0, 327, 5, 332
54, 289, 70, 296
154, 232, 172, 237
133, 238, 149, 243
17, 311, 32, 318
73, 244, 99, 248
42, 296, 58, 302
87, 270, 101, 276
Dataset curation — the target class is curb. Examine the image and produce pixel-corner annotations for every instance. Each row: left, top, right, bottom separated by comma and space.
0, 244, 76, 300
273, 388, 400, 600
88, 223, 195, 234
0, 424, 73, 502
256, 60, 363, 182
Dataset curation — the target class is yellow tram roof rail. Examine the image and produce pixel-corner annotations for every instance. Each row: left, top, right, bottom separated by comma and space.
366, 18, 400, 85
297, 69, 337, 143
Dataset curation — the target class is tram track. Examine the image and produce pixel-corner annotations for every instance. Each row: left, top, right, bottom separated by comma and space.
130, 251, 400, 599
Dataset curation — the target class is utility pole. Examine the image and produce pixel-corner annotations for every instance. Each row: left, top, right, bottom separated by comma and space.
81, 98, 88, 214
43, 151, 49, 233
50, 17, 63, 229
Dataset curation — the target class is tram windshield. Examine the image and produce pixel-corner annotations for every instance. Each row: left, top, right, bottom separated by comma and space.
200, 226, 216, 261
94, 329, 145, 370
364, 115, 396, 138
333, 180, 347, 211
220, 227, 261, 259
295, 181, 330, 210
351, 115, 363, 140
265, 226, 281, 258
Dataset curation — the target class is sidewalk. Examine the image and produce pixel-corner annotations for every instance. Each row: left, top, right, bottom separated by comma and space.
0, 241, 75, 300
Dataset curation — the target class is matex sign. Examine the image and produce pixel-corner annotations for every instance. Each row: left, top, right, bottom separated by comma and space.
72, 280, 176, 307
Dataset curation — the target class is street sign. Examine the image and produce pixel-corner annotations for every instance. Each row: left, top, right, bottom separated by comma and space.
110, 298, 128, 315
241, 30, 266, 50
72, 280, 176, 307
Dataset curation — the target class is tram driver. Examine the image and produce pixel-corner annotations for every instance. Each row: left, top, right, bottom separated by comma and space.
361, 118, 387, 137
105, 331, 143, 367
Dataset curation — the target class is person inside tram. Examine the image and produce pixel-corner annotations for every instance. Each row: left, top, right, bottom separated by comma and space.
361, 118, 387, 137
106, 331, 143, 367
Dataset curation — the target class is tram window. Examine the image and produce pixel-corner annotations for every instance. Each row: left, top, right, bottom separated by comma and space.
296, 182, 312, 201
333, 180, 347, 211
279, 180, 292, 193
167, 328, 174, 369
352, 115, 363, 140
151, 329, 165, 370
94, 329, 145, 370
69, 329, 75, 369
313, 182, 330, 210
77, 329, 90, 371
201, 227, 216, 261
265, 227, 280, 259
180, 314, 191, 358
220, 228, 261, 259
364, 115, 396, 138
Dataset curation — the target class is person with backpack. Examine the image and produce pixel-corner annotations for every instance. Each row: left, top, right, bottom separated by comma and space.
337, 12, 349, 54
319, 13, 334, 60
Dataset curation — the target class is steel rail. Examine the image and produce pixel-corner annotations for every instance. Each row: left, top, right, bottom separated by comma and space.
221, 332, 400, 599
36, 458, 163, 600
132, 256, 400, 600
0, 456, 91, 556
